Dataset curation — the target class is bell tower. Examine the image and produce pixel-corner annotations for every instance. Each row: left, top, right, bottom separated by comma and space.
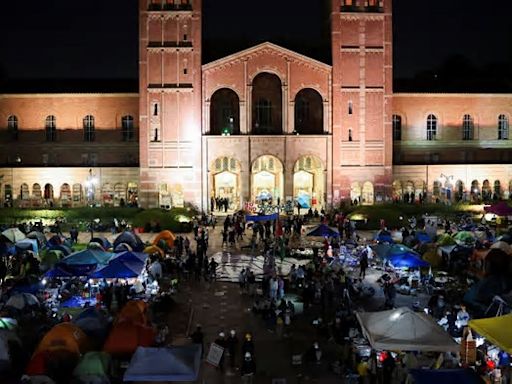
331, 0, 393, 202
139, 0, 202, 208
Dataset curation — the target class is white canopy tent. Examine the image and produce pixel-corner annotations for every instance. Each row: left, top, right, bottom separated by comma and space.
356, 307, 459, 352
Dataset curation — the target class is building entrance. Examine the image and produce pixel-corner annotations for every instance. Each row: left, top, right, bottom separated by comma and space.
251, 155, 284, 204
210, 157, 242, 211
293, 155, 324, 208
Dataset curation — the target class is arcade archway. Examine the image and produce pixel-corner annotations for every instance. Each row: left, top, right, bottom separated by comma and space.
210, 88, 240, 135
251, 155, 284, 203
293, 155, 324, 208
210, 156, 242, 211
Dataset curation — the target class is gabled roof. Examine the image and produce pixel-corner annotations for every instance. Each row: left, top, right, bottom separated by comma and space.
202, 41, 331, 72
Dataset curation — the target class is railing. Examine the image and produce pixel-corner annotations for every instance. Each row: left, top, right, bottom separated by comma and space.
148, 41, 193, 48
148, 3, 192, 11
340, 5, 383, 12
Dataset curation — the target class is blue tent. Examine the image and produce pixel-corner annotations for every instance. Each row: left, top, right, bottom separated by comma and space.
48, 244, 73, 256
124, 345, 201, 382
60, 249, 114, 266
389, 253, 429, 268
374, 230, 394, 243
15, 238, 39, 254
307, 224, 340, 238
114, 231, 144, 252
44, 266, 74, 278
90, 237, 112, 250
296, 194, 311, 209
89, 258, 144, 279
245, 213, 278, 222
409, 369, 483, 384
73, 307, 109, 341
383, 244, 419, 259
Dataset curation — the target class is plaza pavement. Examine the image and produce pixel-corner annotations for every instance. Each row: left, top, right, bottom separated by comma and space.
73, 222, 429, 383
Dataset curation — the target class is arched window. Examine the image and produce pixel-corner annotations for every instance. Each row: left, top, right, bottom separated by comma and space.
426, 114, 437, 141
251, 73, 282, 135
392, 115, 402, 141
210, 88, 240, 135
7, 115, 18, 140
462, 114, 474, 140
294, 88, 323, 134
45, 115, 56, 141
498, 114, 509, 140
83, 115, 95, 142
122, 115, 135, 141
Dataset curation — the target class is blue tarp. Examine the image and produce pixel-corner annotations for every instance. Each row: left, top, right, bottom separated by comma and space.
383, 244, 419, 259
60, 296, 97, 308
124, 345, 201, 382
90, 237, 112, 250
245, 213, 278, 222
409, 369, 483, 384
307, 224, 340, 238
89, 258, 145, 279
60, 249, 114, 266
44, 266, 74, 278
389, 253, 429, 268
374, 231, 394, 243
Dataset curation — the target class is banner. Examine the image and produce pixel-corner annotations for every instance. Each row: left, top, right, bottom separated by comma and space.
245, 213, 278, 222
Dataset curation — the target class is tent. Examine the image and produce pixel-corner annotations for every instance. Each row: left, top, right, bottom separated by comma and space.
356, 307, 459, 352
374, 230, 394, 243
48, 244, 72, 256
41, 250, 63, 271
143, 245, 163, 258
5, 293, 39, 310
114, 243, 133, 252
27, 231, 47, 246
73, 351, 111, 377
73, 308, 110, 341
382, 244, 420, 260
35, 323, 90, 356
123, 345, 201, 382
44, 266, 74, 278
89, 258, 145, 279
469, 314, 512, 353
116, 300, 149, 325
103, 322, 155, 357
0, 330, 22, 372
307, 224, 340, 238
47, 235, 64, 246
15, 238, 39, 254
453, 231, 476, 246
114, 231, 144, 252
152, 230, 175, 249
113, 251, 148, 264
484, 201, 512, 216
90, 237, 112, 250
408, 369, 483, 384
415, 231, 432, 243
437, 233, 457, 246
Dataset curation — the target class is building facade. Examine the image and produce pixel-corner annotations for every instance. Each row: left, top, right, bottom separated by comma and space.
1, 0, 511, 209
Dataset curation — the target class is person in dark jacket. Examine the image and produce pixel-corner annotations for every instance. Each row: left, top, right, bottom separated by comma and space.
241, 352, 256, 383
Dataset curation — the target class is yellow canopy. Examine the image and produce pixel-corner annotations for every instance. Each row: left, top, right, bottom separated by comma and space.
469, 314, 512, 353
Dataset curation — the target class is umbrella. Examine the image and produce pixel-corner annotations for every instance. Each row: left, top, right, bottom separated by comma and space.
27, 231, 47, 246
389, 253, 430, 268
1, 228, 26, 243
5, 293, 39, 310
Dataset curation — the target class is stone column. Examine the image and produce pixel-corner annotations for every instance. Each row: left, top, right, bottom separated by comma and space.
239, 101, 247, 134
282, 84, 288, 134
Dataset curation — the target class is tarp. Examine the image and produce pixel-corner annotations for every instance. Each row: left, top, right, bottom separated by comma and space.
307, 224, 340, 238
409, 369, 483, 384
484, 201, 512, 216
382, 244, 420, 260
44, 266, 73, 278
356, 307, 459, 352
114, 231, 144, 252
35, 323, 90, 356
245, 213, 279, 222
389, 253, 430, 268
469, 314, 512, 353
1, 228, 26, 243
89, 258, 145, 279
59, 249, 114, 266
123, 345, 201, 382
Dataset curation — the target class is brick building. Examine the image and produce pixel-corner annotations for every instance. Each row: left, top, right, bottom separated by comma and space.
0, 0, 511, 209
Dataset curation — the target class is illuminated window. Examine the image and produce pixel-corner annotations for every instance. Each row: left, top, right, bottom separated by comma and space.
7, 115, 18, 140
498, 114, 509, 140
122, 115, 135, 141
462, 114, 474, 140
392, 114, 402, 141
45, 115, 57, 141
83, 115, 95, 142
426, 114, 437, 141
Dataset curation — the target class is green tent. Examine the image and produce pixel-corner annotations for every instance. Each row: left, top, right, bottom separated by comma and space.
0, 317, 17, 330
73, 351, 111, 377
41, 250, 63, 269
437, 233, 456, 246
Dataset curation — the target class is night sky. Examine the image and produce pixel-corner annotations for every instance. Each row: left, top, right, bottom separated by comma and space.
0, 0, 511, 90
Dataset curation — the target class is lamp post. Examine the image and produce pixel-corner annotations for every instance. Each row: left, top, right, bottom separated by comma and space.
85, 168, 98, 207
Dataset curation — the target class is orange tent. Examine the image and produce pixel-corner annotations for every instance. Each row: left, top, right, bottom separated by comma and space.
116, 300, 149, 326
143, 245, 164, 258
152, 230, 175, 249
35, 322, 90, 356
103, 321, 155, 357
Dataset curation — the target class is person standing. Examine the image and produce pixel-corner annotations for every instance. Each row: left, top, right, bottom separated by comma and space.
226, 329, 239, 370
241, 352, 256, 384
359, 250, 369, 279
